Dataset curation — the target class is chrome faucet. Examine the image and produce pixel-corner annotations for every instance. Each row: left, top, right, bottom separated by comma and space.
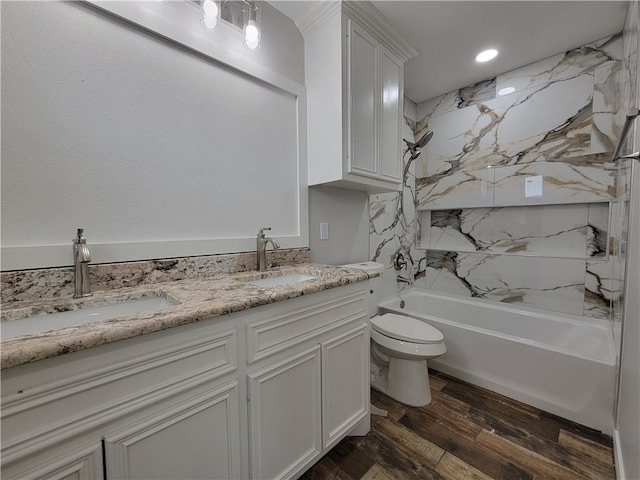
397, 275, 413, 286
73, 228, 92, 298
257, 227, 280, 271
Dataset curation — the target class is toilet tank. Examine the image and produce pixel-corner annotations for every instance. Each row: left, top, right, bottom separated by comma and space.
341, 262, 385, 318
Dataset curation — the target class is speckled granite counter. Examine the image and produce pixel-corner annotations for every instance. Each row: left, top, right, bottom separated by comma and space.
1, 264, 374, 370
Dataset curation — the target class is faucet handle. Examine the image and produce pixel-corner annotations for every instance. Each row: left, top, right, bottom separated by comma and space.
258, 227, 272, 237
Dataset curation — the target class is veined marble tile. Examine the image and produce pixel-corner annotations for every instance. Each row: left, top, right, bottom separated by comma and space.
404, 97, 417, 123
592, 61, 625, 154
623, 2, 638, 112
370, 192, 400, 235
370, 233, 417, 297
416, 168, 494, 209
371, 116, 420, 236
416, 91, 460, 124
584, 256, 623, 318
425, 72, 594, 177
427, 204, 602, 258
424, 251, 586, 315
496, 34, 622, 95
587, 203, 609, 257
493, 160, 617, 206
458, 78, 497, 108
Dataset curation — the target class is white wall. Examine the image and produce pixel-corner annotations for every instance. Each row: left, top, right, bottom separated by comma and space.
308, 186, 370, 265
1, 1, 307, 270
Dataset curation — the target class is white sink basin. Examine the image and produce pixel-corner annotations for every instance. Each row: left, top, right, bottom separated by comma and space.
249, 273, 318, 288
1, 296, 173, 339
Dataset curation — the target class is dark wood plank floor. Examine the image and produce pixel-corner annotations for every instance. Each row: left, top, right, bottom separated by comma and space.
300, 370, 615, 480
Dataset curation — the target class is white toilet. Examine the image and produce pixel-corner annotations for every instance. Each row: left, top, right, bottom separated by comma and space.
343, 262, 446, 407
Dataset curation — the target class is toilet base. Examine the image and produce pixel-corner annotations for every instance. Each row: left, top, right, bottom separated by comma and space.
373, 358, 432, 407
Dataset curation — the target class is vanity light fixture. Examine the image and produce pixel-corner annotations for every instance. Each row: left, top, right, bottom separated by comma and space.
475, 48, 498, 63
201, 0, 221, 31
243, 1, 261, 50
198, 0, 261, 50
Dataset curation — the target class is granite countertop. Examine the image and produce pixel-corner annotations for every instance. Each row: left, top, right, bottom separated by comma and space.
1, 264, 374, 370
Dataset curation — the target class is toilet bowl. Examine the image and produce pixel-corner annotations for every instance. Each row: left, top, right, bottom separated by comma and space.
370, 313, 446, 406
341, 262, 446, 407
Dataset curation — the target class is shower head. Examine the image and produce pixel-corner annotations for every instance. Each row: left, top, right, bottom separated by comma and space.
404, 130, 433, 155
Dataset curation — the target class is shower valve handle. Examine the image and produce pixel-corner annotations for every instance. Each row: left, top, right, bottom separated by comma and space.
393, 252, 407, 271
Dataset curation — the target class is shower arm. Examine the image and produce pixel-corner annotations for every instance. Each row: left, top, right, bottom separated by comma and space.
613, 107, 640, 163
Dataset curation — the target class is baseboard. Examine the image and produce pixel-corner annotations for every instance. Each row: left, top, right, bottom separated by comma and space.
613, 428, 626, 480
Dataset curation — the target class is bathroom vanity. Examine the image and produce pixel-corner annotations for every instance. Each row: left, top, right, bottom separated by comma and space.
0, 266, 372, 480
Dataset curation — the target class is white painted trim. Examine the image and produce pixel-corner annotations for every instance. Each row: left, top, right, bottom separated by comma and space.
342, 1, 418, 62
245, 290, 367, 363
104, 380, 241, 480
3, 443, 103, 480
2, 236, 306, 271
247, 345, 322, 480
2, 366, 235, 464
296, 1, 341, 37
85, 1, 304, 96
614, 428, 626, 480
321, 324, 369, 449
297, 1, 417, 62
2, 330, 237, 413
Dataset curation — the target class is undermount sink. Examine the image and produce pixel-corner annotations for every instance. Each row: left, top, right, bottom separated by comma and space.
1, 296, 173, 339
248, 273, 318, 288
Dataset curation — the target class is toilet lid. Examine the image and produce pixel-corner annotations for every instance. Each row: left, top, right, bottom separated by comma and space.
371, 313, 444, 344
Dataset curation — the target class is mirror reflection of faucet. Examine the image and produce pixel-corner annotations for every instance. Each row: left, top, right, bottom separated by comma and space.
256, 227, 280, 271
73, 228, 92, 298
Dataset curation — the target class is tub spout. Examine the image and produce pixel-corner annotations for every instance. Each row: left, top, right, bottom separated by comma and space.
397, 275, 413, 286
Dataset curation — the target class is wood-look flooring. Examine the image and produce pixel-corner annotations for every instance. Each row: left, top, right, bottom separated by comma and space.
300, 370, 615, 480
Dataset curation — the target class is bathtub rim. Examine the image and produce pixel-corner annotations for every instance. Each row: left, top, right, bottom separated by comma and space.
378, 287, 616, 366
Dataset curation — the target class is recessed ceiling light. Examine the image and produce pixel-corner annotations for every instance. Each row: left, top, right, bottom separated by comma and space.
476, 49, 498, 63
498, 86, 515, 96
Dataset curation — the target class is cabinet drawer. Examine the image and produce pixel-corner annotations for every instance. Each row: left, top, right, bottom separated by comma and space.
1, 322, 238, 467
246, 288, 367, 364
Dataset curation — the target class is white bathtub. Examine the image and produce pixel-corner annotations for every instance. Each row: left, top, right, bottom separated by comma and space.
378, 288, 616, 434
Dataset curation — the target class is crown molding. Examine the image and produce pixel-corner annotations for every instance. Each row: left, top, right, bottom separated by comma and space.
342, 1, 418, 62
296, 1, 342, 37
296, 1, 418, 62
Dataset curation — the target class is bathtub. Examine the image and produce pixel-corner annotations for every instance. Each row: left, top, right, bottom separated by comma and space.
378, 288, 616, 434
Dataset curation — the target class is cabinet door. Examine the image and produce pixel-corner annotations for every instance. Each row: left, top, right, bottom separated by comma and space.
1, 445, 103, 480
104, 380, 241, 480
248, 346, 322, 480
322, 324, 369, 449
348, 20, 379, 179
379, 47, 403, 182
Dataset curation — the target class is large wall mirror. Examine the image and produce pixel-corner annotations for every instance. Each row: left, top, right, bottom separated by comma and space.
1, 1, 308, 270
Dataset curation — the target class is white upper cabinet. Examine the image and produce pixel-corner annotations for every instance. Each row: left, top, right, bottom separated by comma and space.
300, 1, 416, 193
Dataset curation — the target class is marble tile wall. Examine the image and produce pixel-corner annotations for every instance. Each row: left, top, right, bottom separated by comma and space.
370, 99, 420, 298
423, 203, 608, 259
370, 33, 630, 318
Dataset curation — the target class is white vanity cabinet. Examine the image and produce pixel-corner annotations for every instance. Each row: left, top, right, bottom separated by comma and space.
244, 282, 370, 479
0, 319, 241, 480
301, 1, 416, 193
1, 280, 370, 480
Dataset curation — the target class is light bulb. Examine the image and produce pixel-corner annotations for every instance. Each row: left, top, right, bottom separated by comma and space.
202, 0, 218, 18
245, 20, 259, 41
245, 37, 259, 50
202, 14, 218, 31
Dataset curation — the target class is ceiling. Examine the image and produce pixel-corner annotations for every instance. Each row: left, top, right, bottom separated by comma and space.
268, 1, 628, 104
